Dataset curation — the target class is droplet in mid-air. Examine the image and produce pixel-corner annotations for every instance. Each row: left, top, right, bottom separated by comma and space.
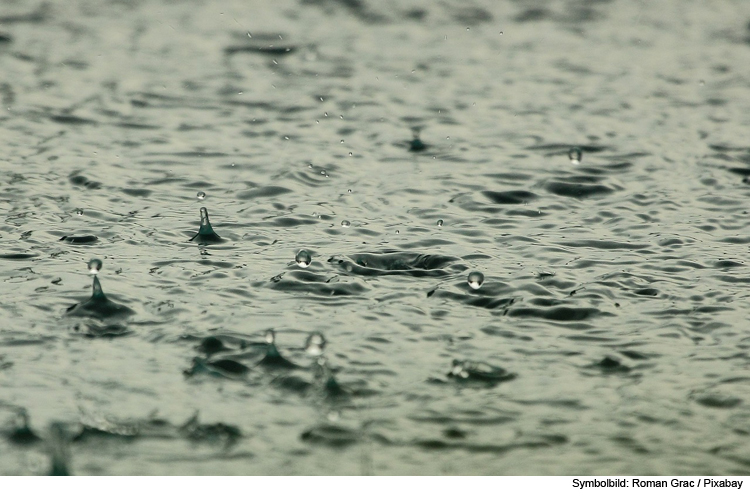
87, 258, 102, 275
305, 332, 327, 356
295, 249, 312, 268
75, 208, 84, 216
190, 207, 224, 244
196, 191, 206, 200
568, 147, 583, 164
437, 219, 444, 227
467, 271, 484, 290
341, 220, 350, 228
265, 329, 276, 345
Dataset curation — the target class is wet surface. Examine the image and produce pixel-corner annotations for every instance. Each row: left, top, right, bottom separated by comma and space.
1, 0, 750, 475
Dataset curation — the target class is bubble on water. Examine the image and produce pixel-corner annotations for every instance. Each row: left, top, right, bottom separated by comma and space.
568, 147, 583, 164
196, 191, 206, 200
467, 271, 484, 290
295, 249, 312, 268
341, 220, 350, 228
265, 329, 276, 344
437, 219, 444, 227
87, 258, 102, 275
75, 208, 84, 215
305, 332, 326, 356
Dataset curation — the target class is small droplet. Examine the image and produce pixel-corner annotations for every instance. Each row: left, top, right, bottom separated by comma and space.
340, 139, 344, 144
568, 147, 583, 164
265, 329, 276, 344
499, 31, 504, 35
196, 191, 206, 200
324, 112, 328, 117
75, 208, 84, 216
348, 152, 352, 156
467, 271, 484, 290
339, 115, 344, 119
395, 230, 400, 234
699, 80, 705, 86
87, 258, 103, 275
341, 220, 350, 228
247, 32, 252, 38
295, 249, 312, 268
466, 27, 470, 31
305, 332, 326, 356
320, 170, 327, 177
437, 219, 443, 227
347, 189, 352, 193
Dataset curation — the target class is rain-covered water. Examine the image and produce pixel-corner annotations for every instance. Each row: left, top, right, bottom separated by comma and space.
1, 0, 750, 475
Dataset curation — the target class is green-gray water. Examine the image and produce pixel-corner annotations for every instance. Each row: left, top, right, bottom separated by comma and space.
1, 0, 750, 475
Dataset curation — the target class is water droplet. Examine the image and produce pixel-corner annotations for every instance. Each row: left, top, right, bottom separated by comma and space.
499, 31, 504, 35
568, 147, 583, 164
272, 59, 278, 65
320, 170, 327, 177
467, 271, 484, 290
339, 115, 343, 119
340, 139, 344, 144
265, 329, 276, 344
446, 136, 450, 140
341, 220, 350, 228
699, 80, 705, 86
87, 258, 102, 275
75, 208, 84, 216
196, 191, 206, 200
247, 32, 252, 38
324, 112, 328, 117
466, 27, 470, 31
295, 249, 312, 268
305, 332, 326, 356
319, 96, 324, 102
348, 152, 352, 156
347, 189, 352, 193
395, 230, 400, 234
437, 219, 443, 227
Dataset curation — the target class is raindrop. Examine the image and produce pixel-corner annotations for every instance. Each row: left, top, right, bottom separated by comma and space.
467, 271, 484, 290
75, 208, 84, 216
320, 170, 328, 177
305, 332, 326, 356
347, 189, 352, 193
341, 220, 350, 228
340, 139, 344, 144
339, 115, 344, 119
499, 31, 504, 35
466, 27, 470, 31
247, 32, 252, 38
348, 152, 352, 156
699, 80, 705, 86
265, 329, 276, 344
295, 249, 312, 268
568, 147, 583, 164
437, 219, 444, 227
87, 258, 102, 275
196, 191, 206, 200
324, 112, 328, 117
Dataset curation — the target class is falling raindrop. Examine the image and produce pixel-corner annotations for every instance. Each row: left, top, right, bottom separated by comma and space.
467, 271, 484, 290
568, 147, 583, 164
196, 191, 206, 200
437, 219, 444, 227
341, 220, 350, 228
75, 208, 84, 216
265, 329, 276, 345
305, 332, 326, 356
87, 258, 102, 275
295, 249, 312, 268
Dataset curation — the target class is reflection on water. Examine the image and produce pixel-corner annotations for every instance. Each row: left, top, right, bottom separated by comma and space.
1, 0, 750, 475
